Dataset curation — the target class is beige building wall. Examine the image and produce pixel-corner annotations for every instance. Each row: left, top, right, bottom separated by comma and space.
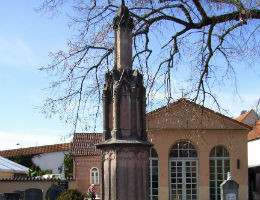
148, 130, 248, 200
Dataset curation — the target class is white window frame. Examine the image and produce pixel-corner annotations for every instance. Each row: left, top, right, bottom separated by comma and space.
169, 141, 199, 200
209, 146, 230, 200
149, 148, 159, 200
90, 167, 99, 185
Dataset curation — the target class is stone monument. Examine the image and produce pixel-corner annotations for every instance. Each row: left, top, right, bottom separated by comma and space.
96, 2, 152, 200
221, 172, 239, 200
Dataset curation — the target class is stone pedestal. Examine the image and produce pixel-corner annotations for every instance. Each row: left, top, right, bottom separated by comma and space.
98, 144, 150, 200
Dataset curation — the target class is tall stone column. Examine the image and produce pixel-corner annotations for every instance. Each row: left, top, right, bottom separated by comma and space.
96, 3, 152, 200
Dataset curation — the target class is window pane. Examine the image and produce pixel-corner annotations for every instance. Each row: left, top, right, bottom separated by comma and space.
150, 150, 159, 200
209, 146, 230, 200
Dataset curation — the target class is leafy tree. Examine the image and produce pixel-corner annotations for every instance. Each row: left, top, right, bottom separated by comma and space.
38, 0, 260, 131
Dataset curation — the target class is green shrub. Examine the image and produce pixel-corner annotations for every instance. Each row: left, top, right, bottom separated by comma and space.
57, 189, 84, 200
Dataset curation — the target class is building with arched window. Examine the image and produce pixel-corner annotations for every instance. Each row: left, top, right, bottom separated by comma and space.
147, 98, 250, 200
71, 98, 250, 200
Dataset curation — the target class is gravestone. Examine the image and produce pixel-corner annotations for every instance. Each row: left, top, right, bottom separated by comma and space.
221, 179, 239, 200
24, 188, 43, 200
0, 194, 6, 200
45, 184, 65, 200
58, 180, 68, 190
4, 193, 19, 200
13, 190, 24, 199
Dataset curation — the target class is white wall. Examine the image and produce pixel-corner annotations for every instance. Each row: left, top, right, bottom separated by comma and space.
248, 139, 260, 167
32, 151, 68, 174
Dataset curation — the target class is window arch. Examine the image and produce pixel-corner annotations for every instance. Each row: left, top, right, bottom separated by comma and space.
149, 148, 159, 200
209, 146, 230, 200
90, 167, 99, 185
169, 141, 198, 200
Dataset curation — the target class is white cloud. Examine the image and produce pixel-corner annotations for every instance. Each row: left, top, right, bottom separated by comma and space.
0, 36, 37, 69
0, 131, 72, 151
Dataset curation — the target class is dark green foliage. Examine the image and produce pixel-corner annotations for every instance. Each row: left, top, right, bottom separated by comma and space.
57, 189, 84, 200
8, 154, 35, 168
64, 153, 73, 178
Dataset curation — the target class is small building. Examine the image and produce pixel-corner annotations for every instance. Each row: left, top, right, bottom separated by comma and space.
0, 156, 29, 178
236, 110, 260, 199
147, 98, 250, 200
0, 143, 71, 174
72, 133, 102, 198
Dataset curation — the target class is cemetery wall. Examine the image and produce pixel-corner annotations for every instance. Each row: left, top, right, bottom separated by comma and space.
0, 179, 77, 196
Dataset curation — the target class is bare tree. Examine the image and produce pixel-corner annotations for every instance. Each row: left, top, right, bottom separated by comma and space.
38, 0, 260, 131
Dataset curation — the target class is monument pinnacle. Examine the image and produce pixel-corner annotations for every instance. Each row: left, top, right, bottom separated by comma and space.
113, 3, 133, 70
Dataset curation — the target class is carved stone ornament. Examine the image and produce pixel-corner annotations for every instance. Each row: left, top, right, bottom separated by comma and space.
113, 3, 134, 30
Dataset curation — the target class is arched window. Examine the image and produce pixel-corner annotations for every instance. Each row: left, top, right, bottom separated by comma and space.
209, 146, 230, 200
149, 148, 159, 200
90, 167, 99, 185
169, 141, 198, 200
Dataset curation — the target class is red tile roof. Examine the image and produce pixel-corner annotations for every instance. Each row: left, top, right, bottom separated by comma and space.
248, 120, 260, 141
72, 133, 102, 156
0, 143, 71, 158
235, 110, 252, 123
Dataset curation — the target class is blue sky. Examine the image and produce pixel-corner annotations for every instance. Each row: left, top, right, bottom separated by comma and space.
0, 1, 259, 150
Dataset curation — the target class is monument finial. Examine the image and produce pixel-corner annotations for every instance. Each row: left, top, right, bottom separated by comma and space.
113, 2, 133, 30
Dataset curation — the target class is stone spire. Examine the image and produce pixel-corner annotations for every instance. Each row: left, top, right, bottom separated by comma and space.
96, 3, 152, 200
113, 2, 133, 70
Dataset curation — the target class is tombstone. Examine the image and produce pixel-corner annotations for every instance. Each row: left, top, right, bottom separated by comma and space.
0, 194, 6, 200
58, 180, 68, 190
13, 191, 24, 199
221, 176, 239, 200
45, 184, 65, 200
24, 188, 43, 200
4, 193, 19, 200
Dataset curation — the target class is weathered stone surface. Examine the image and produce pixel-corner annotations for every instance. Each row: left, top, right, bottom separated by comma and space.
3, 193, 19, 200
97, 4, 152, 200
24, 188, 43, 200
221, 179, 239, 200
0, 194, 6, 200
45, 185, 64, 200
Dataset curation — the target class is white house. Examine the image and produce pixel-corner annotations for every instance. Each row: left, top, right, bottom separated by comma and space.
0, 143, 71, 174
